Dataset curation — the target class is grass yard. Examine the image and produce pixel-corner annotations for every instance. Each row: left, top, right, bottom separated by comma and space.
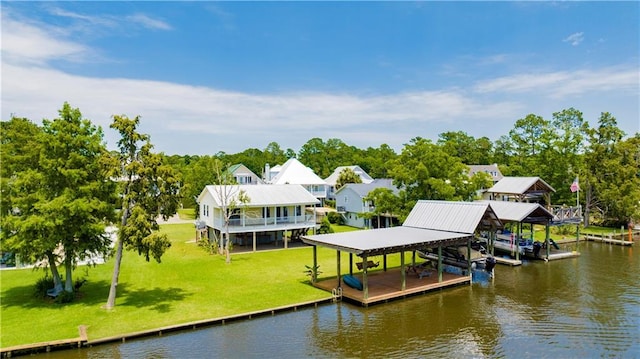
0, 223, 346, 347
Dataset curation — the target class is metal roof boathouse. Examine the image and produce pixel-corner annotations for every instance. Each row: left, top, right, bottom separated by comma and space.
302, 201, 503, 306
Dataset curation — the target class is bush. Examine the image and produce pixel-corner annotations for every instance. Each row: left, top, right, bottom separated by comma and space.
34, 274, 56, 298
317, 217, 334, 234
55, 290, 76, 304
327, 211, 344, 225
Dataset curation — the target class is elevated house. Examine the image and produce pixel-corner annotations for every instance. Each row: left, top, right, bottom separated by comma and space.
228, 163, 264, 185
324, 165, 374, 200
196, 184, 320, 251
335, 179, 400, 229
266, 158, 327, 205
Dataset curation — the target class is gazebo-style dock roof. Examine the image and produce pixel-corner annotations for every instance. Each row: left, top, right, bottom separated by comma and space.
302, 201, 502, 306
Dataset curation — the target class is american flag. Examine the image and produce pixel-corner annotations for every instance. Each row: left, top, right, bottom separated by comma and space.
570, 177, 580, 193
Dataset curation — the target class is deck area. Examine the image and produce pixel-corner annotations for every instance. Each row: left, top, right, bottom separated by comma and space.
313, 267, 470, 306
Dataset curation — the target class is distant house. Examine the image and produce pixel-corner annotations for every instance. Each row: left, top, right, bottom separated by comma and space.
196, 184, 320, 250
227, 163, 264, 185
265, 158, 327, 204
335, 179, 400, 229
324, 165, 374, 200
468, 164, 503, 184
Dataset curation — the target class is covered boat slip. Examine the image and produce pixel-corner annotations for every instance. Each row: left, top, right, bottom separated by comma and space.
302, 201, 503, 306
302, 226, 474, 306
478, 200, 580, 262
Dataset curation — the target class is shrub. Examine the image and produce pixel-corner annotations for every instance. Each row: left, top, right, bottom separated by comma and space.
327, 211, 344, 225
34, 274, 56, 298
54, 290, 76, 304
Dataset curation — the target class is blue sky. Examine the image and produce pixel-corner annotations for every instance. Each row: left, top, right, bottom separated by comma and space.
2, 1, 638, 155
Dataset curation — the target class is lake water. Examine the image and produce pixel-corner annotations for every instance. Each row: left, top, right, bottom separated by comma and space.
37, 241, 639, 358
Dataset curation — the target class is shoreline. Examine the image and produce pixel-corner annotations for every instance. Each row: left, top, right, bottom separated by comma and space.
0, 297, 334, 358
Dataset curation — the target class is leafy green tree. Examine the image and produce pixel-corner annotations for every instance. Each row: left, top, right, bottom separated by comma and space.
437, 131, 494, 165
106, 115, 181, 309
364, 187, 401, 228
585, 113, 640, 226
354, 144, 397, 178
389, 137, 471, 203
2, 104, 117, 295
183, 155, 225, 213
335, 167, 362, 191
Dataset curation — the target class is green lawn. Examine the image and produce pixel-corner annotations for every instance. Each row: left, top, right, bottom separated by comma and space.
0, 223, 350, 347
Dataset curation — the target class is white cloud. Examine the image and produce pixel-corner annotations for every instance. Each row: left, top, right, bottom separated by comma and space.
474, 67, 639, 99
126, 13, 172, 31
1, 16, 90, 65
563, 32, 584, 46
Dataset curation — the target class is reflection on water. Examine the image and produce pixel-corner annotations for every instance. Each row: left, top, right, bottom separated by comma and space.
37, 242, 639, 358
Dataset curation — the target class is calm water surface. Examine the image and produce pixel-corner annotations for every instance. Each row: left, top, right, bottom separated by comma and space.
39, 242, 639, 358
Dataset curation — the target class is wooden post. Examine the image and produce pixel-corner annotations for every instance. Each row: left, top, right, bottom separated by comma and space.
349, 253, 353, 275
467, 238, 472, 277
438, 245, 443, 283
545, 224, 550, 260
363, 254, 369, 300
336, 250, 341, 289
312, 245, 318, 284
516, 222, 521, 261
252, 231, 257, 252
400, 251, 406, 291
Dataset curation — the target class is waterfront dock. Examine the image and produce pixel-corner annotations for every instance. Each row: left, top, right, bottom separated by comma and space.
313, 267, 470, 306
584, 234, 635, 246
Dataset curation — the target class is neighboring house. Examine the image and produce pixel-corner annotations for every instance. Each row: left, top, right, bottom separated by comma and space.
228, 163, 264, 185
468, 164, 503, 184
324, 165, 374, 200
266, 158, 327, 204
335, 179, 400, 229
468, 164, 504, 199
196, 184, 320, 249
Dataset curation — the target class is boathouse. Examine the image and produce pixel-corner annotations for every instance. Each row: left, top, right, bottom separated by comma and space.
301, 201, 502, 306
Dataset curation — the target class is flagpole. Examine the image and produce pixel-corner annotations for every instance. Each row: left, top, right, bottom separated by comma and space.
576, 175, 579, 208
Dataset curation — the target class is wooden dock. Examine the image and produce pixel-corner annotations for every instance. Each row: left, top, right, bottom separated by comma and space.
585, 234, 634, 246
493, 256, 522, 266
313, 267, 470, 306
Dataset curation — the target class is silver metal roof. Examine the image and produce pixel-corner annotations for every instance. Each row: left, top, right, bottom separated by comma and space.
478, 200, 553, 224
487, 176, 555, 195
403, 200, 500, 234
200, 184, 320, 207
301, 226, 472, 256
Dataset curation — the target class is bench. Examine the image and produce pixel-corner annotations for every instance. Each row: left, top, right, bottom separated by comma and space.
356, 260, 379, 270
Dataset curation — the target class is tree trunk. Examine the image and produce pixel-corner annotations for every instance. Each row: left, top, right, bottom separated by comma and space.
106, 200, 130, 309
64, 253, 73, 292
225, 223, 231, 264
46, 251, 63, 293
105, 235, 124, 309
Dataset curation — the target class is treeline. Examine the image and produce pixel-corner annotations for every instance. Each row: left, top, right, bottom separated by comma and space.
165, 108, 639, 228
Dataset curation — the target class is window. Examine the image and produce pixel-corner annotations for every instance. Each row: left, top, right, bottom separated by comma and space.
296, 205, 301, 216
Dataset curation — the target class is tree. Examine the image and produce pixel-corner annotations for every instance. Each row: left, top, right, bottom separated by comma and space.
335, 167, 362, 191
2, 104, 117, 295
437, 131, 494, 165
585, 113, 640, 226
106, 115, 181, 309
364, 187, 401, 228
389, 137, 471, 203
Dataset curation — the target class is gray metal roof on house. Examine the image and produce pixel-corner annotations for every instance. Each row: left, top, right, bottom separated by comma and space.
403, 200, 502, 234
487, 176, 555, 195
302, 226, 472, 256
200, 184, 320, 207
478, 200, 553, 224
336, 178, 399, 198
